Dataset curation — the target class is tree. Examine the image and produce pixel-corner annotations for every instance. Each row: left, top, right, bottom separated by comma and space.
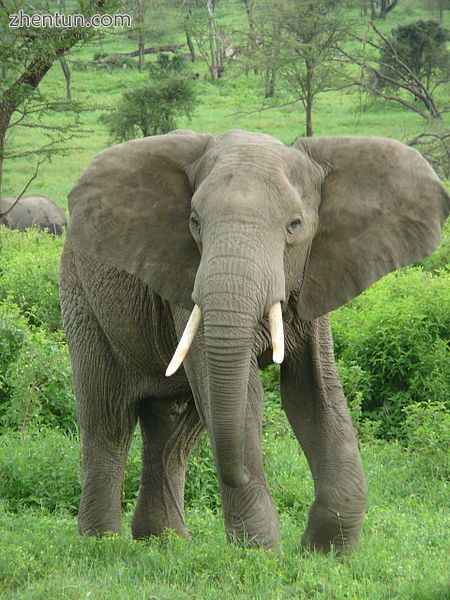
257, 0, 350, 136
124, 0, 181, 71
243, 0, 284, 97
378, 20, 449, 90
162, 0, 225, 79
101, 54, 197, 141
369, 0, 400, 19
338, 22, 449, 119
0, 0, 114, 197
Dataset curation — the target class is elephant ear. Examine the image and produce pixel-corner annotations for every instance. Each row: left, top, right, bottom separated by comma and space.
294, 136, 450, 320
68, 132, 213, 309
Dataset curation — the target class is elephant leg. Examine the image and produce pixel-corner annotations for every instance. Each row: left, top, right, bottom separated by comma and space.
281, 316, 368, 553
61, 252, 138, 536
131, 393, 205, 540
76, 362, 137, 536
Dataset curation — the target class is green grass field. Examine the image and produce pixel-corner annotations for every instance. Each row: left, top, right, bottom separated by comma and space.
1, 0, 449, 598
1, 439, 448, 600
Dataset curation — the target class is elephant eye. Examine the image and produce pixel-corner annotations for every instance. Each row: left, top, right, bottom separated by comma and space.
286, 217, 302, 235
190, 213, 201, 235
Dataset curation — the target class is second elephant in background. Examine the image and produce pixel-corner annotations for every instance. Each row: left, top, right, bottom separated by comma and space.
0, 194, 67, 235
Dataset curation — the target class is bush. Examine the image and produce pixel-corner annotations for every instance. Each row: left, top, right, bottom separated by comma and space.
402, 401, 449, 479
101, 54, 197, 141
0, 430, 81, 513
0, 300, 75, 435
331, 267, 450, 438
2, 328, 75, 434
0, 228, 63, 331
185, 436, 220, 513
0, 428, 222, 516
0, 301, 29, 403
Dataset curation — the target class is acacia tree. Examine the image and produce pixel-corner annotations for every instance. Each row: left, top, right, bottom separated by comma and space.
250, 0, 349, 136
0, 0, 114, 197
338, 22, 449, 119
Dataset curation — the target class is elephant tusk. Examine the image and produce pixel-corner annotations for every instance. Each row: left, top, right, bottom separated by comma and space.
269, 302, 284, 364
166, 305, 202, 377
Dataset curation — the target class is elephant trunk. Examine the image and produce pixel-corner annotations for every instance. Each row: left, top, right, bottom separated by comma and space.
204, 310, 255, 488
201, 248, 271, 489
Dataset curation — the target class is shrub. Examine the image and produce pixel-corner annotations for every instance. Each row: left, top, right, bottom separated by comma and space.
331, 267, 450, 438
101, 54, 197, 141
0, 430, 81, 513
402, 401, 449, 479
0, 228, 63, 331
0, 301, 29, 404
2, 328, 75, 434
0, 428, 222, 516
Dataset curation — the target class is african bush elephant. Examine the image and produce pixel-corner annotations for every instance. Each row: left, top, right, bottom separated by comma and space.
0, 194, 67, 235
60, 130, 449, 551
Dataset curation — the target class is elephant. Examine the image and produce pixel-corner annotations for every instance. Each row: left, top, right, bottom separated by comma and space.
0, 194, 67, 235
60, 129, 449, 552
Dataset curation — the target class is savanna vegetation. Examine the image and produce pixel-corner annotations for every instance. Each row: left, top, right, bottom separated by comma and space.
0, 0, 449, 598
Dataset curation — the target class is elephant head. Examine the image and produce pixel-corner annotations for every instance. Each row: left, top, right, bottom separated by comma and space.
67, 129, 449, 489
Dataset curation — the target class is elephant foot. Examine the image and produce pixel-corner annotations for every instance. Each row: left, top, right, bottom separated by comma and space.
131, 505, 190, 541
222, 481, 281, 549
301, 498, 366, 553
78, 513, 122, 537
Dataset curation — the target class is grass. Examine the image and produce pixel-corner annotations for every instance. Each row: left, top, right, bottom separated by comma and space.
0, 439, 448, 600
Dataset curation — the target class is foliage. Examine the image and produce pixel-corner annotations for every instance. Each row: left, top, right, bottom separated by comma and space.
185, 436, 221, 512
0, 301, 29, 404
0, 429, 81, 513
0, 228, 63, 330
0, 0, 118, 195
1, 328, 75, 434
247, 0, 350, 135
0, 303, 74, 434
402, 401, 449, 478
101, 54, 197, 141
331, 267, 450, 438
377, 20, 449, 90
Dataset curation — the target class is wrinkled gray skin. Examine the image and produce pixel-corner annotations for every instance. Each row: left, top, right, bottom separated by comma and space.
60, 130, 449, 551
0, 194, 67, 235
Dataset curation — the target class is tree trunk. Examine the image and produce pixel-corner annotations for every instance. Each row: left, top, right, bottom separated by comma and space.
59, 57, 71, 100
205, 0, 223, 80
264, 67, 276, 98
370, 0, 377, 19
305, 60, 314, 137
380, 0, 400, 18
138, 37, 145, 71
184, 7, 196, 61
0, 123, 5, 198
243, 0, 258, 74
136, 0, 146, 71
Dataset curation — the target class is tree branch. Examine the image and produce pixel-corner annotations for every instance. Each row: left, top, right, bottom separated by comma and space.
0, 156, 47, 219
